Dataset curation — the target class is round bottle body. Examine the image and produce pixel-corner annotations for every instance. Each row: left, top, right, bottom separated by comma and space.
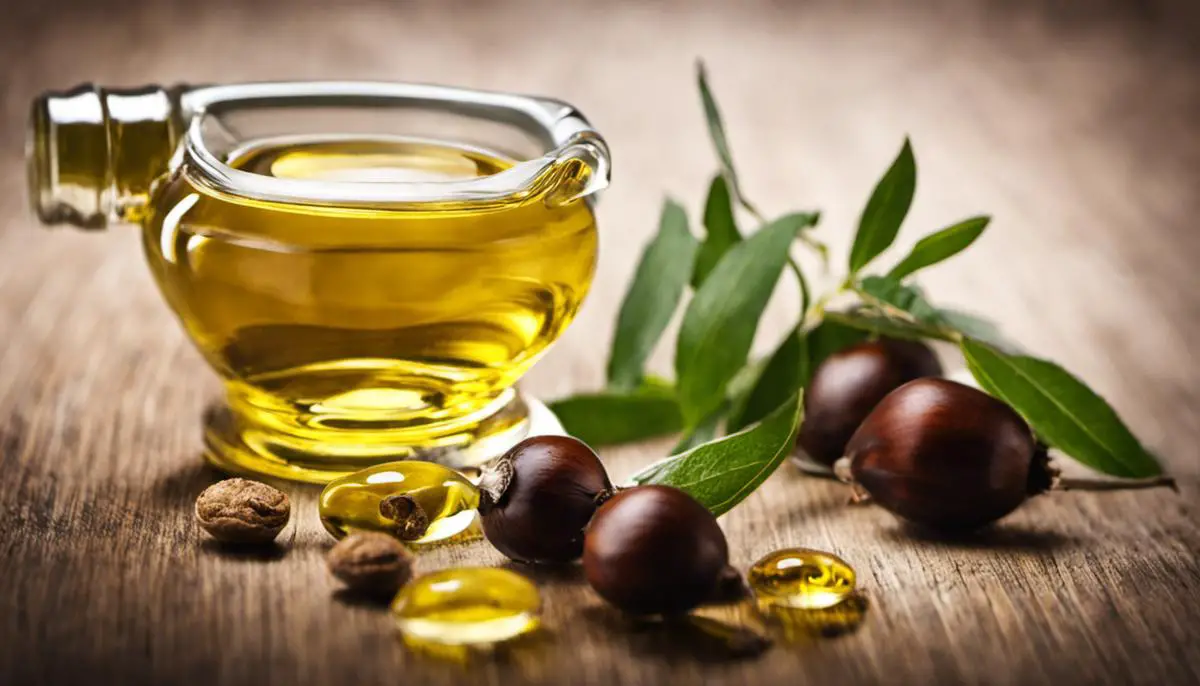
144, 136, 597, 481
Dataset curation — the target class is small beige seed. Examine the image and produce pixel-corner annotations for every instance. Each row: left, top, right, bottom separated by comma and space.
327, 532, 414, 597
195, 478, 290, 544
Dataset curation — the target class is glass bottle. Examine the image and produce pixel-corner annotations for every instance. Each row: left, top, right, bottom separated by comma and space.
27, 81, 610, 483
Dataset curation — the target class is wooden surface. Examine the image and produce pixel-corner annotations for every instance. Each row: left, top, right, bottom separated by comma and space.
2, 1, 1199, 684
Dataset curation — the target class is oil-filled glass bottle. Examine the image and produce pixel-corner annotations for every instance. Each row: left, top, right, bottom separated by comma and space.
27, 82, 609, 483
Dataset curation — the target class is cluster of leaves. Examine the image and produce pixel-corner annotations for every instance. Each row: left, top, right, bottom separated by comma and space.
549, 62, 1163, 516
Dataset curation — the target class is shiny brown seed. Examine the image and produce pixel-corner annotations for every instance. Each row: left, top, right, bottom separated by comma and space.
478, 435, 613, 564
583, 485, 729, 615
799, 338, 942, 466
845, 378, 1048, 531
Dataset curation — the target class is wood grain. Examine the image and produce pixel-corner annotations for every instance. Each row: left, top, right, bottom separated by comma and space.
1, 1, 1198, 684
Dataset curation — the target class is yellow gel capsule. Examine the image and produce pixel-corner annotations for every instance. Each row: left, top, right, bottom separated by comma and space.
748, 547, 856, 610
391, 567, 541, 646
319, 461, 481, 545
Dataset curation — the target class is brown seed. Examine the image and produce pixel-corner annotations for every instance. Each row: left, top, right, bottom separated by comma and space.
583, 485, 729, 615
378, 494, 430, 541
846, 378, 1045, 530
799, 338, 942, 466
195, 478, 290, 544
479, 435, 613, 564
327, 532, 414, 597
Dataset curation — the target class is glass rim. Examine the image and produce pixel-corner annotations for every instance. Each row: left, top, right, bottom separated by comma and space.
180, 81, 611, 208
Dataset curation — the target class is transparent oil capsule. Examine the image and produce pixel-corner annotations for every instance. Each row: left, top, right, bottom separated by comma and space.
391, 567, 541, 646
319, 461, 481, 545
748, 547, 856, 610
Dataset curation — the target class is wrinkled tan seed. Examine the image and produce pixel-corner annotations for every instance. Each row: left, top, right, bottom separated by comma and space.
195, 478, 290, 544
327, 532, 414, 596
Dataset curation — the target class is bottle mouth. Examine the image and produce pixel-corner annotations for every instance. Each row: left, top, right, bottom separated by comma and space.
179, 81, 611, 209
26, 100, 54, 223
26, 84, 112, 229
27, 83, 184, 230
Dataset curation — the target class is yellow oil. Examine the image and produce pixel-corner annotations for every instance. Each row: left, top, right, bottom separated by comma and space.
748, 548, 856, 610
391, 567, 541, 646
319, 460, 481, 545
142, 136, 598, 481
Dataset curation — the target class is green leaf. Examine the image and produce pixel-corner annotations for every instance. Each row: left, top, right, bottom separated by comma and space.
675, 214, 805, 425
606, 199, 698, 390
727, 356, 768, 404
938, 308, 1021, 354
858, 276, 1021, 353
858, 275, 945, 324
806, 318, 870, 372
887, 216, 990, 281
824, 309, 955, 343
549, 385, 684, 447
633, 392, 803, 517
776, 212, 821, 314
671, 406, 726, 454
697, 61, 759, 217
774, 212, 821, 238
848, 138, 917, 274
692, 175, 741, 288
724, 356, 767, 433
727, 328, 806, 432
961, 339, 1163, 478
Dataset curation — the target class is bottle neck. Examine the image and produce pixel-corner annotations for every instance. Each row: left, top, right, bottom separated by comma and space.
27, 84, 187, 229
27, 81, 612, 229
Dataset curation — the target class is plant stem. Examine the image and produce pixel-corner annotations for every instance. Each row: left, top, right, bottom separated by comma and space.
801, 278, 854, 329
797, 233, 830, 268
789, 258, 811, 315
742, 198, 766, 225
850, 286, 963, 343
793, 456, 840, 481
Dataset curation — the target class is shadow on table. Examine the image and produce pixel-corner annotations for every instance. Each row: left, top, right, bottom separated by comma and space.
197, 537, 290, 562
332, 587, 395, 610
500, 559, 586, 587
879, 522, 1083, 552
581, 604, 776, 663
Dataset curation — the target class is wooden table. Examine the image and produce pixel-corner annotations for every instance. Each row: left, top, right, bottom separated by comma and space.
2, 1, 1198, 683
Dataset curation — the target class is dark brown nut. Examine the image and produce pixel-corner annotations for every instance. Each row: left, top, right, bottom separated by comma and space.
194, 478, 290, 544
799, 338, 942, 466
845, 378, 1045, 531
583, 485, 729, 615
478, 435, 613, 564
844, 379, 1176, 533
327, 532, 414, 596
